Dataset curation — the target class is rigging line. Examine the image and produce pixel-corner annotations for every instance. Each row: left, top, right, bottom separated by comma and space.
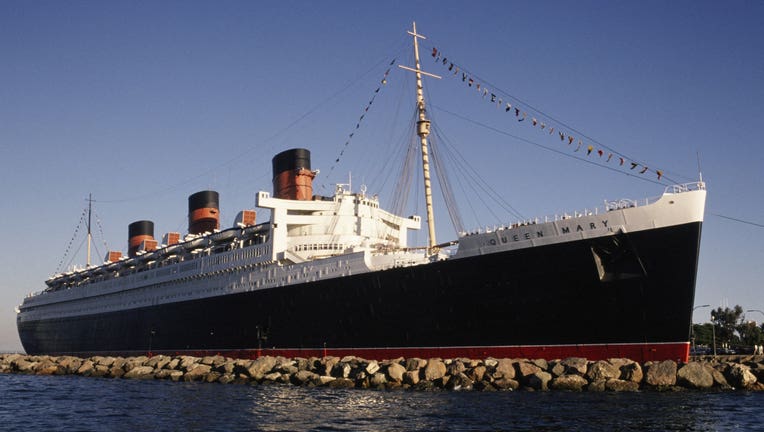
98, 46, 409, 205
422, 41, 693, 182
432, 123, 525, 221
421, 77, 526, 221
434, 105, 669, 187
709, 213, 764, 229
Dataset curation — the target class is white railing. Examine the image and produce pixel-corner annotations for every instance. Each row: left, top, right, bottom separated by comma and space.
460, 181, 706, 237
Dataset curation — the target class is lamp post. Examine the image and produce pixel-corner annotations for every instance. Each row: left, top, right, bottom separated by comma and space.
747, 309, 764, 319
691, 304, 711, 353
711, 314, 717, 357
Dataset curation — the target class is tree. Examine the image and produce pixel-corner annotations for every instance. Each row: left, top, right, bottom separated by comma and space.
738, 320, 764, 347
710, 305, 744, 346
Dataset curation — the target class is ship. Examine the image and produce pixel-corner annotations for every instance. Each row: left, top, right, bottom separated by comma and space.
16, 23, 706, 363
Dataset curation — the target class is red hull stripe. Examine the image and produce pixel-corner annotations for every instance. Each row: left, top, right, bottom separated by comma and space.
136, 342, 689, 363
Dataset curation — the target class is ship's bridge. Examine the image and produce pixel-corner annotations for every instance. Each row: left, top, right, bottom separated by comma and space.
256, 184, 421, 263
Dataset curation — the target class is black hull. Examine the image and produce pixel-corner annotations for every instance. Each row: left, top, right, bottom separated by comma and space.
18, 222, 702, 361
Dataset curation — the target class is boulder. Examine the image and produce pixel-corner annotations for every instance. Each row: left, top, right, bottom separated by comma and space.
677, 362, 713, 389
76, 360, 95, 376
605, 379, 640, 392
405, 358, 427, 371
183, 364, 212, 381
445, 373, 474, 391
423, 359, 447, 381
365, 360, 380, 375
516, 361, 542, 381
386, 362, 406, 383
327, 378, 356, 388
370, 372, 387, 387
322, 357, 340, 376
123, 366, 156, 380
58, 357, 83, 374
645, 360, 677, 387
403, 370, 420, 385
561, 357, 588, 375
525, 371, 552, 391
726, 364, 757, 389
550, 374, 588, 391
468, 365, 487, 382
492, 378, 520, 391
586, 360, 620, 381
619, 361, 644, 383
291, 370, 319, 385
493, 359, 516, 380
247, 356, 278, 380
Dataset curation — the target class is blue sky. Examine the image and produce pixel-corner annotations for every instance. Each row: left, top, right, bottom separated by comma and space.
1, 1, 762, 352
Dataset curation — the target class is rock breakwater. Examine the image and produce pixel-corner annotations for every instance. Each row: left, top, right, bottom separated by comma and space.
2, 353, 763, 391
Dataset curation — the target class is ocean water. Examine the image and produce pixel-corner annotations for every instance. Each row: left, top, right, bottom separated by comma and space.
1, 374, 763, 431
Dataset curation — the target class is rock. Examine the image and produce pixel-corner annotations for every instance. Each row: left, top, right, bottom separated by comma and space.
327, 378, 356, 388
561, 357, 588, 375
526, 371, 552, 391
96, 356, 116, 367
184, 364, 212, 381
619, 361, 644, 383
484, 358, 499, 368
492, 378, 520, 391
550, 361, 566, 377
677, 362, 713, 389
370, 372, 387, 387
323, 357, 340, 376
587, 380, 607, 392
314, 375, 336, 386
645, 360, 677, 387
403, 370, 420, 385
332, 362, 352, 378
727, 364, 757, 389
34, 360, 61, 375
291, 370, 319, 386
516, 361, 542, 381
76, 360, 95, 376
179, 356, 199, 371
405, 358, 427, 371
386, 362, 406, 383
124, 366, 156, 380
109, 366, 125, 378
605, 379, 640, 392
58, 357, 83, 374
218, 374, 236, 384
365, 360, 380, 375
493, 359, 516, 380
169, 370, 184, 382
92, 364, 110, 377
468, 365, 487, 382
550, 374, 588, 391
424, 359, 446, 381
531, 359, 548, 371
247, 356, 278, 380
447, 360, 466, 376
263, 372, 283, 382
710, 368, 731, 389
445, 373, 474, 391
13, 358, 36, 373
204, 372, 222, 383
586, 360, 620, 381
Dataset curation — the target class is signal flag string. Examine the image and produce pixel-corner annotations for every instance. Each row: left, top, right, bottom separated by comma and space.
429, 46, 667, 182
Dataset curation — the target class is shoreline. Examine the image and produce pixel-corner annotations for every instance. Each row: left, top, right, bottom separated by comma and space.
2, 353, 762, 391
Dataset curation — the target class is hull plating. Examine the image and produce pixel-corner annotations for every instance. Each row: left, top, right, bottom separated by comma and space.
18, 222, 702, 362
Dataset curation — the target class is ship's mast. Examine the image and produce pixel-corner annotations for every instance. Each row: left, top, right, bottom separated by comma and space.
86, 193, 92, 267
398, 22, 441, 254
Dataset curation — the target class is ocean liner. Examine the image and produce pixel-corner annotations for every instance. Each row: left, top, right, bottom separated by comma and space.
17, 24, 706, 362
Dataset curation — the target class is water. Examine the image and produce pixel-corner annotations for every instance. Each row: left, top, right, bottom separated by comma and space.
1, 374, 763, 431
